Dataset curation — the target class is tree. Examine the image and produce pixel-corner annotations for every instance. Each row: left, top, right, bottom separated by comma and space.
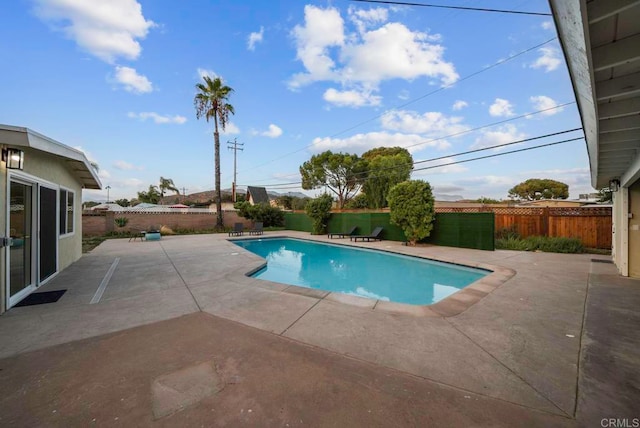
194, 75, 235, 229
507, 178, 569, 201
361, 147, 413, 209
305, 194, 333, 235
300, 151, 367, 209
137, 185, 161, 204
388, 180, 436, 246
473, 196, 502, 204
114, 198, 130, 207
159, 177, 179, 198
597, 188, 613, 203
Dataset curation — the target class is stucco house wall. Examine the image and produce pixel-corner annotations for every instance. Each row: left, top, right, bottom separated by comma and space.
1, 125, 100, 313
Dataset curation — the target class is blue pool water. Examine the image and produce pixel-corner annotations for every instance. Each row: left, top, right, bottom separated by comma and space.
232, 238, 489, 305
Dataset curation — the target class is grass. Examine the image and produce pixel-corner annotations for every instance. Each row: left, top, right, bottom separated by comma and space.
82, 236, 106, 253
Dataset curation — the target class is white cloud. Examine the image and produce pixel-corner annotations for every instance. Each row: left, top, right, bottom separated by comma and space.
220, 122, 240, 135
74, 145, 98, 166
33, 0, 155, 63
348, 6, 389, 34
290, 5, 345, 88
472, 125, 526, 151
127, 111, 186, 124
397, 90, 410, 100
289, 5, 457, 105
114, 66, 152, 93
323, 87, 381, 107
261, 124, 283, 138
247, 26, 264, 51
197, 68, 217, 80
113, 160, 143, 171
529, 95, 564, 116
452, 100, 468, 111
310, 131, 450, 154
541, 21, 553, 30
381, 110, 468, 136
488, 98, 515, 117
530, 46, 561, 72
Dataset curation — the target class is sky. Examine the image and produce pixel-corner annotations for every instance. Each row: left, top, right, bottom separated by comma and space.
1, 0, 595, 202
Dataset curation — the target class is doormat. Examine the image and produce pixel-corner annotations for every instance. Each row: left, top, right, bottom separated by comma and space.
15, 290, 67, 307
591, 259, 613, 264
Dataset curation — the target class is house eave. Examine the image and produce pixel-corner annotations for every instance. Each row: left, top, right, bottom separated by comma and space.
0, 124, 102, 190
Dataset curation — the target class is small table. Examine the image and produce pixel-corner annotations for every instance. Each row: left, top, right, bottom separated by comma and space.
129, 231, 146, 242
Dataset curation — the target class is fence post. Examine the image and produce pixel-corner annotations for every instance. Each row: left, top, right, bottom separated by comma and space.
542, 207, 549, 237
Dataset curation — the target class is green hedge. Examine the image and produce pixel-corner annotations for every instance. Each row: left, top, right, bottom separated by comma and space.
285, 212, 495, 251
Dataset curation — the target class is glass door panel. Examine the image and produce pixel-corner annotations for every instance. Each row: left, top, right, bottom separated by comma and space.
9, 181, 33, 300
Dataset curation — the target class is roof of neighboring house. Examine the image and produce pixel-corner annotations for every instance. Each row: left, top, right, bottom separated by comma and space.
247, 186, 270, 204
0, 124, 101, 189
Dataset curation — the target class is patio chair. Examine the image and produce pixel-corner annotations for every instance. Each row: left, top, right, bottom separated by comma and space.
328, 225, 357, 239
350, 226, 384, 242
249, 221, 264, 235
228, 222, 244, 237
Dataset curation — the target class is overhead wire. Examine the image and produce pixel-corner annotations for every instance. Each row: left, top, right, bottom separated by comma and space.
349, 0, 552, 16
239, 128, 584, 188
227, 37, 559, 180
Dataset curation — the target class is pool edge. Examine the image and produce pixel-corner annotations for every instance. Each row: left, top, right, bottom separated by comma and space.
228, 234, 516, 318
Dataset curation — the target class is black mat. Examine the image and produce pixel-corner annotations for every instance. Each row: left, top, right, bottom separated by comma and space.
14, 290, 67, 307
591, 259, 613, 264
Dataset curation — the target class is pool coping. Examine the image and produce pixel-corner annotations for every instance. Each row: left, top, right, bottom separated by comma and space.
229, 235, 516, 318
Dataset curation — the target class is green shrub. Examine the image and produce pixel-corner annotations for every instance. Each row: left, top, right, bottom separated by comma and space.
305, 194, 333, 234
233, 202, 284, 227
114, 217, 129, 227
344, 193, 369, 209
496, 235, 584, 253
495, 226, 520, 240
387, 180, 435, 245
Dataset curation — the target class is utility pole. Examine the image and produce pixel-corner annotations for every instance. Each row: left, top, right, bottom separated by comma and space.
181, 187, 188, 196
105, 185, 111, 203
227, 138, 244, 202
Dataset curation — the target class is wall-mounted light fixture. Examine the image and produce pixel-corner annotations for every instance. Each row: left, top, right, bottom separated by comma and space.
1, 148, 24, 170
609, 179, 620, 192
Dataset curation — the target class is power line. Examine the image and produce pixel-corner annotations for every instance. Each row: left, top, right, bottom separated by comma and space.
230, 37, 558, 178
350, 0, 552, 16
247, 129, 583, 188
412, 137, 584, 173
239, 101, 582, 186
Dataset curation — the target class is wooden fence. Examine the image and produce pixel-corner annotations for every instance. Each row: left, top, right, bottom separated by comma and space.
436, 206, 612, 249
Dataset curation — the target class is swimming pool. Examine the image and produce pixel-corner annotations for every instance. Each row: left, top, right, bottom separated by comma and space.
232, 238, 489, 305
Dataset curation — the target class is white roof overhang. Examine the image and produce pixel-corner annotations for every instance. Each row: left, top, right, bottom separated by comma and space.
549, 0, 640, 188
0, 124, 102, 190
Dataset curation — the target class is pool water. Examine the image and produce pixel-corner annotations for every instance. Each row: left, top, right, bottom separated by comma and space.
232, 238, 489, 305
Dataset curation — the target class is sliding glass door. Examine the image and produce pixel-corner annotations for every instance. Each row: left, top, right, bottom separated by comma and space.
8, 180, 34, 306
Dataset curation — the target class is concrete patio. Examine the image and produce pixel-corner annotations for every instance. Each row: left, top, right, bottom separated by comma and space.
0, 232, 638, 426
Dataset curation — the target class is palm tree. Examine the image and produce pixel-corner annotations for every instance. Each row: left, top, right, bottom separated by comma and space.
159, 176, 179, 199
194, 76, 235, 229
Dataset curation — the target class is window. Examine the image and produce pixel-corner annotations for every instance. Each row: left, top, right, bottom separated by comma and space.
59, 189, 74, 235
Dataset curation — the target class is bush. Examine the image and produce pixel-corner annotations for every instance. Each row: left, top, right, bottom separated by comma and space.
496, 235, 584, 253
233, 202, 284, 227
344, 193, 369, 209
114, 217, 129, 228
495, 226, 520, 240
387, 180, 435, 245
305, 194, 333, 234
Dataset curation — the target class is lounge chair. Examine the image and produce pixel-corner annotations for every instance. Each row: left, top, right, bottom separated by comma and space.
228, 222, 244, 237
328, 225, 357, 239
350, 226, 384, 242
249, 221, 264, 235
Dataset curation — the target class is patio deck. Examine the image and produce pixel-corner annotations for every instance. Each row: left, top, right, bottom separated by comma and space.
0, 232, 637, 426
